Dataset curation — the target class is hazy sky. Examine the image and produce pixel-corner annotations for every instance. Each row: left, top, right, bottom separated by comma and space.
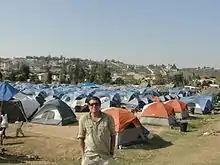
0, 0, 219, 68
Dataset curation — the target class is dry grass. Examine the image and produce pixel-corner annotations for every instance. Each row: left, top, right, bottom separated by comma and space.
1, 114, 220, 165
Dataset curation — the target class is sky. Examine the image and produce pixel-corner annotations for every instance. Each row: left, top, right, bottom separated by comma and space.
0, 0, 220, 68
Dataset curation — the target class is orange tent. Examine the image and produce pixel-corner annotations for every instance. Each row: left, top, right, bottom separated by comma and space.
164, 100, 187, 113
141, 102, 175, 118
104, 107, 141, 133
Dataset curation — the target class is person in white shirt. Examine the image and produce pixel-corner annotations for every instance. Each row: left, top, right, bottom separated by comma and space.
15, 117, 24, 137
1, 113, 8, 138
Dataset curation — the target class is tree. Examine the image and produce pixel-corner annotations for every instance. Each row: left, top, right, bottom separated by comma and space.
43, 64, 53, 84
59, 59, 67, 83
67, 65, 74, 83
114, 77, 125, 85
196, 75, 200, 80
73, 59, 86, 83
98, 62, 112, 83
21, 64, 30, 80
202, 80, 210, 87
47, 71, 53, 84
171, 72, 184, 87
192, 73, 196, 79
79, 68, 86, 82
146, 79, 152, 87
30, 74, 39, 83
8, 70, 19, 81
89, 64, 98, 83
196, 81, 201, 87
17, 74, 26, 81
188, 75, 192, 82
45, 54, 51, 64
154, 73, 165, 85
124, 75, 139, 85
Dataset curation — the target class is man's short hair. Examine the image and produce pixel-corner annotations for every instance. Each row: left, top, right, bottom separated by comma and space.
86, 96, 101, 105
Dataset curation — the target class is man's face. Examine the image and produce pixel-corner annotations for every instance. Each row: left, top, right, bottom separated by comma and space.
88, 99, 101, 113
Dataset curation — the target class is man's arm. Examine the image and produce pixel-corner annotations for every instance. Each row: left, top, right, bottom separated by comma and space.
108, 116, 116, 155
77, 116, 86, 157
79, 138, 85, 156
110, 135, 116, 155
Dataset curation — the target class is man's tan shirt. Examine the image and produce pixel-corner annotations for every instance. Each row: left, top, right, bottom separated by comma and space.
77, 112, 116, 157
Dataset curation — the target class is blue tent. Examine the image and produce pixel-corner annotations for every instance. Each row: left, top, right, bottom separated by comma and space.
80, 83, 99, 88
194, 96, 213, 114
0, 82, 18, 101
180, 96, 196, 104
142, 89, 160, 97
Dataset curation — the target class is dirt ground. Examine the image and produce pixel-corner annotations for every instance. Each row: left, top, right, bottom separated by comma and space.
1, 113, 220, 165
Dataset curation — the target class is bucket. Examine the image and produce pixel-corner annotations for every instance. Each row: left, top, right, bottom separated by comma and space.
180, 122, 188, 132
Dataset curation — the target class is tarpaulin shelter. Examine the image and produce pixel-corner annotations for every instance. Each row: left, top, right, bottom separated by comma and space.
0, 82, 18, 101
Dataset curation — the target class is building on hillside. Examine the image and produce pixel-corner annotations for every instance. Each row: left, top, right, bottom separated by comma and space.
209, 84, 219, 88
0, 61, 10, 71
0, 58, 12, 71
52, 75, 59, 81
37, 73, 47, 82
166, 64, 178, 72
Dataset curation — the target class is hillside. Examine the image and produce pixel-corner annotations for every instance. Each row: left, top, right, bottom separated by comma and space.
2, 56, 220, 82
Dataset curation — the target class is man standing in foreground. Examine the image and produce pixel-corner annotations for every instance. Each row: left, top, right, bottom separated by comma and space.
77, 96, 116, 165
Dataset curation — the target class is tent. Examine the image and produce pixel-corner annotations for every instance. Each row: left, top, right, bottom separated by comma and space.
14, 92, 40, 120
0, 82, 18, 101
1, 100, 27, 122
31, 99, 77, 126
142, 89, 160, 97
103, 107, 147, 147
164, 100, 189, 119
140, 102, 177, 126
0, 82, 26, 122
61, 92, 87, 112
93, 91, 111, 110
181, 96, 213, 114
80, 83, 99, 88
194, 96, 212, 114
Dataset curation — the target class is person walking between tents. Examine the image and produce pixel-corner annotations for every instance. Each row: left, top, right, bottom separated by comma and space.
1, 112, 8, 138
0, 116, 4, 145
77, 96, 116, 165
15, 117, 24, 137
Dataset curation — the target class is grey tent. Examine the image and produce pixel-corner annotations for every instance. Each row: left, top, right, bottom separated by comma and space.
31, 99, 77, 126
1, 100, 27, 122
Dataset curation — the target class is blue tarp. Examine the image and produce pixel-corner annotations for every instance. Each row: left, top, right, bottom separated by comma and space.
194, 96, 213, 114
0, 82, 18, 101
80, 83, 99, 88
181, 96, 213, 114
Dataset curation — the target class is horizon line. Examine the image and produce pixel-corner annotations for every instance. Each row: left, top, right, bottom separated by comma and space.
0, 55, 219, 70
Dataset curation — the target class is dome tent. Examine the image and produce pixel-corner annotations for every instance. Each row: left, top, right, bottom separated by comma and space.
140, 102, 177, 126
103, 107, 148, 148
31, 99, 77, 126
